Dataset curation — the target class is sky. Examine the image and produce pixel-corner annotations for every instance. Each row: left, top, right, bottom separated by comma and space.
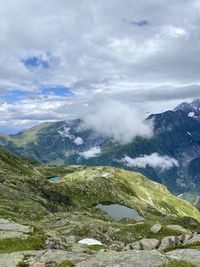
1, 0, 200, 134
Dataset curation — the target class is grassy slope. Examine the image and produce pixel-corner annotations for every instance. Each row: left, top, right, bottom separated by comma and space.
9, 122, 54, 146
58, 167, 200, 222
0, 150, 74, 221
0, 149, 199, 223
0, 150, 200, 255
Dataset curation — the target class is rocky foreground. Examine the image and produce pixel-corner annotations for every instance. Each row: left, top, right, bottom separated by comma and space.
1, 249, 200, 267
0, 218, 200, 267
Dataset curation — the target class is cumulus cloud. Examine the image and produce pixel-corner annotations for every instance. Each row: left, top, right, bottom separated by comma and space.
1, 1, 200, 132
83, 100, 154, 144
0, 0, 200, 92
79, 146, 101, 159
122, 153, 179, 172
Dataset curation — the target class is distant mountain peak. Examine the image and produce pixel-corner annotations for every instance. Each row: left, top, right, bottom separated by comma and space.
191, 98, 200, 109
174, 99, 200, 112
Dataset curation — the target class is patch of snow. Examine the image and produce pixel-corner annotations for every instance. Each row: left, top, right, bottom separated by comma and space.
58, 127, 74, 140
78, 238, 102, 245
59, 126, 82, 142
79, 146, 101, 159
188, 112, 195, 117
188, 112, 198, 119
73, 137, 83, 145
102, 172, 110, 177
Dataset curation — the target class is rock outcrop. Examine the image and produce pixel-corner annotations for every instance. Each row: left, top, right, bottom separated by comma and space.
124, 233, 200, 251
77, 249, 200, 267
0, 218, 33, 239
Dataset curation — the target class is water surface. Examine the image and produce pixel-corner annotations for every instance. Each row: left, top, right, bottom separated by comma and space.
96, 203, 145, 221
48, 176, 61, 181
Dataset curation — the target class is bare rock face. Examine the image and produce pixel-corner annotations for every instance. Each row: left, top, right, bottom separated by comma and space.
77, 250, 168, 267
124, 233, 200, 251
185, 233, 200, 244
158, 236, 176, 250
0, 246, 200, 267
0, 218, 33, 239
0, 219, 33, 233
166, 249, 200, 266
165, 224, 191, 233
77, 249, 200, 267
0, 250, 90, 267
125, 238, 160, 251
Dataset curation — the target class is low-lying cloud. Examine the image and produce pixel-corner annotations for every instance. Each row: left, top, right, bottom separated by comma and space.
122, 153, 179, 172
83, 100, 154, 145
79, 146, 101, 159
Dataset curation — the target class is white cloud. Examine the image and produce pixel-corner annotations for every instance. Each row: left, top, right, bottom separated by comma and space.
1, 1, 200, 132
0, 0, 200, 92
79, 146, 101, 159
162, 25, 187, 38
83, 100, 154, 144
122, 153, 179, 172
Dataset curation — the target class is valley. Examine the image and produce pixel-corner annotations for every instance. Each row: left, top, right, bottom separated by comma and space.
1, 100, 200, 206
0, 150, 200, 266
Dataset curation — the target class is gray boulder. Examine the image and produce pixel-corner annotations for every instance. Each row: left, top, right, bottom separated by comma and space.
159, 236, 176, 250
125, 238, 162, 251
185, 234, 200, 245
150, 223, 162, 234
0, 218, 33, 239
139, 238, 160, 250
0, 219, 33, 233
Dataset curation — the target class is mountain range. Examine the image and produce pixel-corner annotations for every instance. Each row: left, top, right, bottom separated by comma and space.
1, 99, 200, 206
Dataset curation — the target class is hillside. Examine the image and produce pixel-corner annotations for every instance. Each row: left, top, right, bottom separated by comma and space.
1, 100, 200, 201
0, 150, 200, 266
0, 149, 199, 222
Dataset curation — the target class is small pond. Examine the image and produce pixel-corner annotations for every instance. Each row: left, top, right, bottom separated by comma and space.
96, 203, 145, 221
48, 176, 61, 181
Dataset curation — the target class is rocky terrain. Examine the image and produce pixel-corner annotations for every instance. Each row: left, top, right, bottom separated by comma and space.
0, 150, 200, 266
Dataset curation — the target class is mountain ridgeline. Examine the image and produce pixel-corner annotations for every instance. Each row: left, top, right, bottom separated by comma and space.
1, 99, 200, 205
0, 148, 200, 225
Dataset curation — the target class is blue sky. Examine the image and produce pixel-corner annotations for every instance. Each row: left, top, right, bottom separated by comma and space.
0, 91, 28, 102
41, 86, 73, 97
23, 56, 49, 69
0, 85, 73, 104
